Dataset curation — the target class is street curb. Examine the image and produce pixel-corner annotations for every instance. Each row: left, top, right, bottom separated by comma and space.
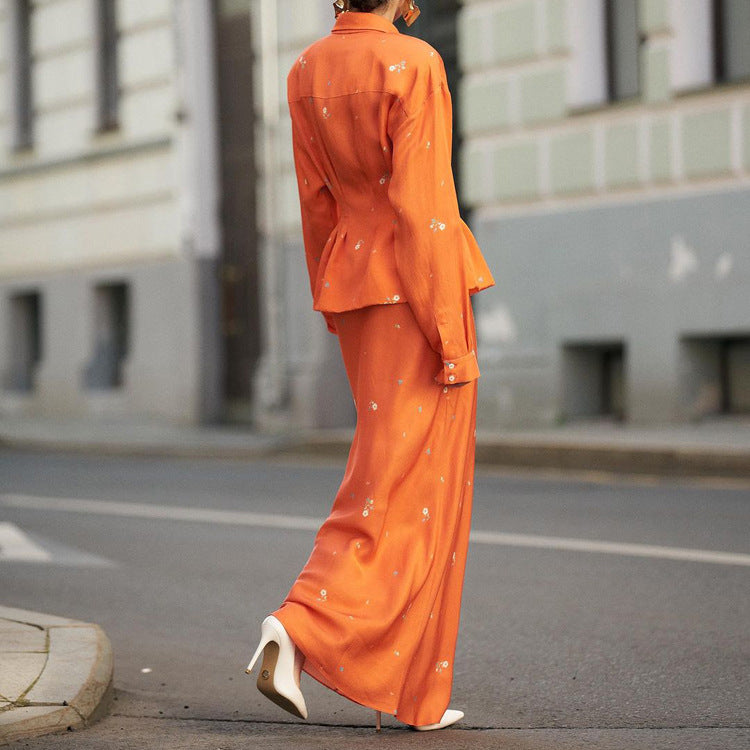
280, 431, 750, 480
1, 427, 749, 480
472, 438, 750, 479
0, 607, 114, 746
0, 435, 287, 462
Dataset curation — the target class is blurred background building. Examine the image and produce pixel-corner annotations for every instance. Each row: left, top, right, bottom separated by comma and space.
0, 0, 748, 431
0, 0, 227, 424
460, 0, 750, 428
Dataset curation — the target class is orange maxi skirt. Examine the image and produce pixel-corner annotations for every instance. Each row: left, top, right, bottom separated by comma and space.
272, 299, 478, 727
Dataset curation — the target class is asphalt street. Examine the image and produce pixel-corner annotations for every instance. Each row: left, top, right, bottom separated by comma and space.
0, 448, 748, 750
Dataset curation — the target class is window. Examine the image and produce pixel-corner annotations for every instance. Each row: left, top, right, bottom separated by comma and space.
83, 282, 129, 389
5, 291, 42, 392
9, 0, 33, 150
562, 341, 627, 422
681, 335, 750, 417
604, 0, 640, 101
672, 0, 750, 92
713, 0, 750, 84
95, 0, 119, 131
567, 0, 640, 109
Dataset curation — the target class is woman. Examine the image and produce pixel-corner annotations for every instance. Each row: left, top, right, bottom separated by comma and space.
244, 0, 495, 732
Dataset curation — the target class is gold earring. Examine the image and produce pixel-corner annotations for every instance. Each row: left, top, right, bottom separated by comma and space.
401, 0, 420, 26
333, 0, 349, 19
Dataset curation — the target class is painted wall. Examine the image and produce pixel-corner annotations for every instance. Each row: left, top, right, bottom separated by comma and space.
458, 0, 750, 426
0, 0, 222, 424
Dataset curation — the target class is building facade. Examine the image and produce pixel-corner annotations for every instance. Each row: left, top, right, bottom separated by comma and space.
0, 0, 260, 425
254, 0, 750, 432
458, 0, 750, 427
2, 0, 748, 431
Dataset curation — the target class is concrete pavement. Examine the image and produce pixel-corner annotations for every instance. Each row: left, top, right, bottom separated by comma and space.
0, 413, 746, 743
0, 416, 285, 460
0, 413, 748, 478
0, 412, 747, 744
1, 451, 748, 748
0, 607, 113, 745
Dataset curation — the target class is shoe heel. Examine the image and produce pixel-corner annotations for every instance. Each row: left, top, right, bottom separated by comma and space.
244, 619, 274, 674
245, 615, 308, 720
375, 710, 381, 732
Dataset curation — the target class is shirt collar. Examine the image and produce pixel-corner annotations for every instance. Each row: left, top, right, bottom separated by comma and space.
332, 11, 399, 35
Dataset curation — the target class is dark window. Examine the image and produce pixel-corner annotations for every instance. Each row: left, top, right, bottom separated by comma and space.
713, 0, 750, 84
83, 282, 129, 389
95, 0, 119, 131
562, 341, 627, 422
719, 337, 750, 414
605, 0, 640, 101
681, 334, 750, 418
11, 0, 33, 150
5, 291, 42, 392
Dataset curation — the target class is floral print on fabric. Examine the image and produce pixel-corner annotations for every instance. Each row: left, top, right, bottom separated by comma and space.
272, 300, 479, 728
285, 8, 494, 386
272, 8, 486, 729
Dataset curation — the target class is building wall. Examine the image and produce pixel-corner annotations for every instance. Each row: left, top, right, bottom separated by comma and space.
251, 0, 354, 431
29, 0, 737, 431
458, 0, 750, 426
0, 0, 180, 277
0, 0, 222, 423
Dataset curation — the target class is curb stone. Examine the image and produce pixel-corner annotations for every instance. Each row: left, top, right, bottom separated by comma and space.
0, 607, 114, 746
1, 418, 749, 479
283, 430, 750, 479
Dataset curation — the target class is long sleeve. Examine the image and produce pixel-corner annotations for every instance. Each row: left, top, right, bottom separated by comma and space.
387, 74, 480, 385
290, 109, 339, 335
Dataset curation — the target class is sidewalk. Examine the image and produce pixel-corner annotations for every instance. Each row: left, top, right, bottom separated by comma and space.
0, 414, 749, 478
0, 606, 113, 745
291, 417, 750, 479
0, 416, 285, 460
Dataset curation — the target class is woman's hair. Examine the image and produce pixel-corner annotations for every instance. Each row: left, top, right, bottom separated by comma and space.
348, 0, 389, 10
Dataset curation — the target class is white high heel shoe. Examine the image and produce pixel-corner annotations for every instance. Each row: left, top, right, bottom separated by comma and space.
412, 708, 464, 731
373, 707, 464, 732
245, 615, 308, 719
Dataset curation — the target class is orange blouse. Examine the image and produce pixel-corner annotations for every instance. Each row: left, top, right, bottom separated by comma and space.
287, 10, 495, 384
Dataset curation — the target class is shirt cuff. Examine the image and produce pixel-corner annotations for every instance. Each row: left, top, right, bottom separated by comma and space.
434, 349, 480, 384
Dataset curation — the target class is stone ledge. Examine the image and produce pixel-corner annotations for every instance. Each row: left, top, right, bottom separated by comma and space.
0, 607, 114, 745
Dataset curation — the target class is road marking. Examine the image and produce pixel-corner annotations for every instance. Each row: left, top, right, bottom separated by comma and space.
0, 522, 52, 562
0, 494, 321, 531
2, 493, 750, 567
0, 519, 115, 567
469, 531, 750, 567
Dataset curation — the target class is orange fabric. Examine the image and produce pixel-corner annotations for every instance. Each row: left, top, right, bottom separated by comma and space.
287, 9, 495, 385
272, 9, 495, 727
273, 300, 478, 726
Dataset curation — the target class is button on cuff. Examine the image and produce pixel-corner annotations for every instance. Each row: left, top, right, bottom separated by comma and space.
436, 348, 480, 385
